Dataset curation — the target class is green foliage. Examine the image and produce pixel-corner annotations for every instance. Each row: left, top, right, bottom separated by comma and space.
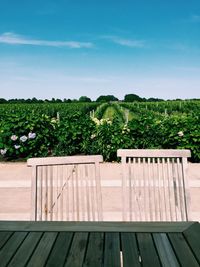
124, 93, 142, 102
0, 102, 99, 160
78, 96, 92, 102
96, 95, 118, 102
0, 100, 199, 162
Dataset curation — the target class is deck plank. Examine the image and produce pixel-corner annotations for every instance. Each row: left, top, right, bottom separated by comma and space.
153, 233, 179, 267
121, 232, 141, 267
64, 232, 88, 267
0, 231, 13, 249
137, 233, 161, 267
104, 233, 120, 267
183, 222, 200, 263
168, 233, 199, 267
26, 232, 57, 267
45, 232, 73, 267
83, 232, 104, 267
0, 232, 28, 267
8, 232, 43, 267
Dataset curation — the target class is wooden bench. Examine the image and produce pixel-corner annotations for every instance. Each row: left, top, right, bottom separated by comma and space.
28, 155, 103, 221
117, 149, 191, 221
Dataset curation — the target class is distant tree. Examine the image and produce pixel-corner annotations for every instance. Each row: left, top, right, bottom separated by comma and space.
31, 97, 38, 103
96, 95, 118, 102
0, 98, 7, 103
63, 98, 72, 103
79, 96, 92, 102
124, 94, 142, 102
55, 98, 62, 103
147, 98, 164, 102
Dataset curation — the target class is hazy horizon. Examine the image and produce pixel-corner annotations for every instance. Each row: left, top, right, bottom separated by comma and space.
0, 0, 200, 100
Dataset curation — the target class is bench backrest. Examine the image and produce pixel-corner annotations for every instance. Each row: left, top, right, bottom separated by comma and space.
28, 155, 103, 221
117, 149, 191, 221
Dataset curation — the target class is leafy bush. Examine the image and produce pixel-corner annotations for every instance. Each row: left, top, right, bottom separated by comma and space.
0, 101, 199, 162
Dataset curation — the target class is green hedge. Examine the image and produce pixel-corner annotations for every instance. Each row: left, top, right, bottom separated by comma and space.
0, 105, 199, 162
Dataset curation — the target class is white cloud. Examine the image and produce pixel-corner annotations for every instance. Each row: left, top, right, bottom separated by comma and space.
0, 32, 93, 48
101, 35, 146, 48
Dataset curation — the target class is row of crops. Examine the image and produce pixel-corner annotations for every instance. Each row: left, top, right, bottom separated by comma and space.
0, 100, 200, 162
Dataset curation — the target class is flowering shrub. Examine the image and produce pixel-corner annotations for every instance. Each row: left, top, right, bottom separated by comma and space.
0, 102, 199, 162
0, 113, 59, 159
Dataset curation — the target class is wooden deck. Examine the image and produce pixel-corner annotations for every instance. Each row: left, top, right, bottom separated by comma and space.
0, 221, 200, 266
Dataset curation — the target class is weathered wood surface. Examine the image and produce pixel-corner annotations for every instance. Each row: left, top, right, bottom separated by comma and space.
0, 221, 199, 267
117, 149, 191, 158
117, 149, 191, 221
28, 155, 103, 221
0, 221, 195, 232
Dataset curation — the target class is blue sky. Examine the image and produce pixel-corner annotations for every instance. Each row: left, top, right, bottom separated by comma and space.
0, 0, 200, 100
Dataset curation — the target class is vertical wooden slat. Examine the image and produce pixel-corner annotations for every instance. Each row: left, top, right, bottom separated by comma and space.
166, 158, 174, 221
122, 157, 127, 221
72, 166, 76, 221
182, 158, 191, 221
57, 165, 60, 221
75, 165, 80, 221
172, 158, 178, 221
175, 158, 180, 220
129, 157, 133, 221
66, 166, 69, 221
85, 165, 90, 221
54, 166, 58, 221
161, 158, 167, 221
82, 165, 85, 221
79, 165, 84, 221
147, 158, 152, 221
143, 158, 147, 221
62, 165, 66, 221
177, 158, 185, 221
157, 159, 162, 221
90, 164, 95, 221
152, 158, 157, 221
38, 166, 42, 221
88, 165, 92, 221
138, 158, 142, 221
60, 165, 64, 221
31, 166, 37, 221
44, 166, 48, 221
49, 166, 53, 221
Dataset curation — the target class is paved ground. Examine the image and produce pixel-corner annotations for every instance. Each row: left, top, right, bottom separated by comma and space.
0, 162, 200, 221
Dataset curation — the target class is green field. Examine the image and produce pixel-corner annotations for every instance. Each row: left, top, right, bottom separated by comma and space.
0, 100, 200, 162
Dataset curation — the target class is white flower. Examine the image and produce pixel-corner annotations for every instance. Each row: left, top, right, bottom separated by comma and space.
11, 135, 18, 141
0, 148, 7, 155
92, 117, 100, 125
51, 118, 57, 124
28, 132, 36, 139
178, 131, 184, 137
91, 134, 96, 139
20, 135, 28, 142
14, 145, 21, 149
